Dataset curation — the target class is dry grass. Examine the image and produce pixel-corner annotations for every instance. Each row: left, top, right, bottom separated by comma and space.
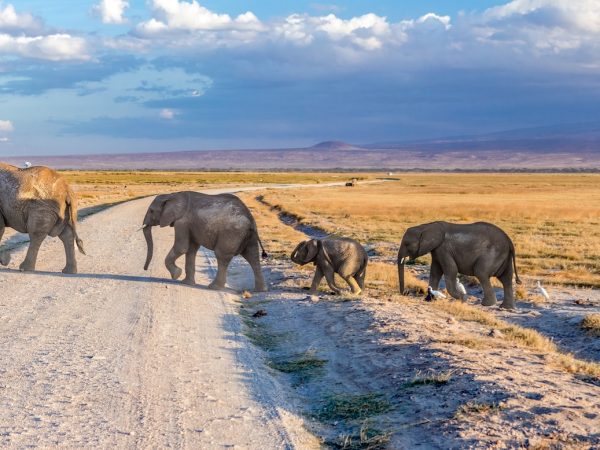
260, 174, 600, 287
434, 300, 600, 379
365, 262, 427, 295
580, 314, 600, 337
64, 170, 379, 210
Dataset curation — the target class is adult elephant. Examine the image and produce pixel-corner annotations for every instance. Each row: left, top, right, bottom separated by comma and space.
397, 221, 521, 309
0, 163, 85, 273
142, 191, 267, 291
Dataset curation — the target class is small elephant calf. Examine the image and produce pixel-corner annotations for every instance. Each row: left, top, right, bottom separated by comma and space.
291, 237, 368, 295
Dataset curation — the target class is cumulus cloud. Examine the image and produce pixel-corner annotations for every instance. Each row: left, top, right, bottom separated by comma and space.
160, 108, 176, 119
0, 3, 42, 34
94, 0, 129, 24
136, 0, 263, 36
0, 33, 89, 61
0, 119, 14, 132
0, 137, 9, 142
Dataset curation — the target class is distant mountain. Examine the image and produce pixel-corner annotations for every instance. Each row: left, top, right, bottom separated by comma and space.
3, 122, 599, 170
310, 141, 366, 151
366, 122, 600, 153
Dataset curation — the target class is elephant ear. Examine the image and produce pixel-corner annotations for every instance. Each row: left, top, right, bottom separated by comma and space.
159, 195, 186, 228
304, 239, 319, 263
417, 223, 445, 255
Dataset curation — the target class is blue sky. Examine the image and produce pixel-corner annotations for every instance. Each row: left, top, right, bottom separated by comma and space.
0, 0, 599, 155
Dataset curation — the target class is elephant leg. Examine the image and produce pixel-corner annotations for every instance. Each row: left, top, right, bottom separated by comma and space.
476, 274, 497, 307
498, 271, 516, 310
322, 265, 342, 295
59, 225, 78, 274
20, 232, 47, 272
165, 228, 188, 280
428, 258, 443, 290
0, 217, 9, 266
309, 266, 324, 293
443, 273, 465, 300
182, 243, 200, 286
208, 252, 233, 290
344, 276, 362, 295
241, 244, 267, 292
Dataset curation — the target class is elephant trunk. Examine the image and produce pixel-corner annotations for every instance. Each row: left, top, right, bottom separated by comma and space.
397, 246, 408, 295
143, 225, 154, 270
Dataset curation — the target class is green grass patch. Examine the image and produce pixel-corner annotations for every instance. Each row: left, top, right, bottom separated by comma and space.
317, 394, 392, 423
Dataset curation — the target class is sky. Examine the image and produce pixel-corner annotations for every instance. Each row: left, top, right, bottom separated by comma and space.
0, 0, 599, 155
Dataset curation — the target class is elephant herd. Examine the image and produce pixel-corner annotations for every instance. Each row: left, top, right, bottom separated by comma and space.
0, 164, 522, 309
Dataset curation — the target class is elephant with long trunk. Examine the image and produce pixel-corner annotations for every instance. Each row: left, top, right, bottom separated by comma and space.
397, 221, 521, 309
142, 191, 267, 291
0, 163, 85, 273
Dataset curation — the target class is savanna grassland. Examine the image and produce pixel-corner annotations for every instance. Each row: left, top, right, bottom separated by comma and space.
255, 174, 600, 288
63, 171, 377, 209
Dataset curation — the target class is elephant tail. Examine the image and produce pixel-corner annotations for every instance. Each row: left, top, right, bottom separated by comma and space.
256, 231, 268, 259
356, 254, 368, 289
66, 191, 86, 255
510, 242, 521, 285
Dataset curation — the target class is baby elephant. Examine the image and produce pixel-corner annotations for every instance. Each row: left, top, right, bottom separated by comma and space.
291, 237, 368, 295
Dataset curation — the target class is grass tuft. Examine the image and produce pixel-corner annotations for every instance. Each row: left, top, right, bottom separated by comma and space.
455, 401, 502, 419
269, 351, 327, 384
403, 370, 454, 388
317, 393, 392, 422
325, 422, 390, 450
581, 314, 600, 337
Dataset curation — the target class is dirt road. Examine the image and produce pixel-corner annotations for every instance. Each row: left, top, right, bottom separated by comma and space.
0, 188, 319, 449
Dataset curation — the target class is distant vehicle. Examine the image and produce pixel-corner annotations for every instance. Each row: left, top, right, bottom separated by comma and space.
345, 178, 357, 187
24, 161, 32, 168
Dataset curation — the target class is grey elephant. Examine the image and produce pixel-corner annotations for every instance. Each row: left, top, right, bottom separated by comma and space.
142, 191, 267, 291
291, 237, 368, 295
0, 163, 85, 273
397, 221, 521, 309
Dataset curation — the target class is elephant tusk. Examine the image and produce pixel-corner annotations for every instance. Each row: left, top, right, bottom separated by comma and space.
400, 256, 408, 264
138, 224, 148, 231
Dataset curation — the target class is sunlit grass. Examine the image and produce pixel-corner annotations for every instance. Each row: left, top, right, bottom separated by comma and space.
260, 174, 600, 287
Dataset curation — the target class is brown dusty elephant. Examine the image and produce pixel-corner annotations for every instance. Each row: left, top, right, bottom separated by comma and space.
0, 163, 85, 273
142, 191, 268, 291
291, 237, 368, 295
397, 221, 521, 309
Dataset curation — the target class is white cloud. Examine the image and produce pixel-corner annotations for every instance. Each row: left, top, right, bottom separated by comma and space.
0, 119, 14, 132
0, 33, 90, 61
136, 0, 263, 36
0, 3, 41, 33
94, 0, 129, 24
160, 108, 176, 119
0, 137, 9, 142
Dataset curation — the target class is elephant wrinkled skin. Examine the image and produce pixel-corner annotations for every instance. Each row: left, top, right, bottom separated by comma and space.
397, 221, 521, 309
291, 237, 368, 295
0, 163, 85, 273
142, 191, 267, 291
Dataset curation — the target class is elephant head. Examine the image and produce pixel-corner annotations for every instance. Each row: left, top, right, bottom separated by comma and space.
142, 193, 187, 270
397, 222, 444, 294
290, 239, 319, 265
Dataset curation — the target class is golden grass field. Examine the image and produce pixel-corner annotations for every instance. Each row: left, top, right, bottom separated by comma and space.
256, 174, 600, 288
63, 170, 377, 209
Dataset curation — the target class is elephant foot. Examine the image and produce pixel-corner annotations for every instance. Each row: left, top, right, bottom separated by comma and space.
208, 280, 225, 290
0, 252, 10, 266
499, 301, 516, 311
62, 265, 78, 275
481, 297, 497, 307
182, 277, 196, 286
19, 261, 36, 272
254, 284, 268, 293
169, 267, 183, 280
